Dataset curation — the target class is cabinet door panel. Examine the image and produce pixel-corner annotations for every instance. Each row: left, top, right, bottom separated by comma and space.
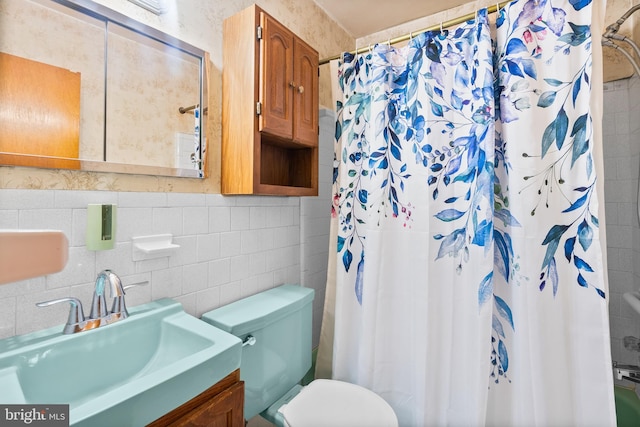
292, 38, 318, 146
147, 370, 244, 427
259, 12, 293, 140
170, 382, 244, 427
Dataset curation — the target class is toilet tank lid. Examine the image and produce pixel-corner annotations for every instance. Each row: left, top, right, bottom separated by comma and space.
201, 284, 314, 337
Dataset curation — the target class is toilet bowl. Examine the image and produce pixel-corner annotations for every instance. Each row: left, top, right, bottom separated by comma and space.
201, 284, 398, 427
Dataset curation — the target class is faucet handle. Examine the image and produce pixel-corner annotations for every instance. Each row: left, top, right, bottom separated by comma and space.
110, 281, 146, 318
36, 297, 86, 334
123, 281, 147, 292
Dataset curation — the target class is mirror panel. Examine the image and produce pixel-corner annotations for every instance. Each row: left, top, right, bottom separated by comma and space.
105, 22, 201, 170
0, 0, 208, 178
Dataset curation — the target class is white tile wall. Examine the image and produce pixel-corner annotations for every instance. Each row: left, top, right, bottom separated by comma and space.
603, 76, 640, 369
0, 190, 300, 337
0, 109, 335, 343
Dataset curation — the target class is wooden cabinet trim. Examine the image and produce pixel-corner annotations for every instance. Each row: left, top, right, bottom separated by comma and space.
147, 369, 243, 427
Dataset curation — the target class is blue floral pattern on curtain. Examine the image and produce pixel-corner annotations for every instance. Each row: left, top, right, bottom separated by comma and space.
335, 10, 495, 305
491, 0, 599, 383
332, 0, 610, 423
335, 0, 599, 378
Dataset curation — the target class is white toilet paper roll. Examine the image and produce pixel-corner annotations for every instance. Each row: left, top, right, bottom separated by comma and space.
623, 291, 640, 316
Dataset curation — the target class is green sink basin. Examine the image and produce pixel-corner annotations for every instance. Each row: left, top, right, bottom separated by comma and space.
0, 299, 242, 426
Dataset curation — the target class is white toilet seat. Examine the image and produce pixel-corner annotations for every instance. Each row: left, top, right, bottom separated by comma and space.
278, 379, 398, 427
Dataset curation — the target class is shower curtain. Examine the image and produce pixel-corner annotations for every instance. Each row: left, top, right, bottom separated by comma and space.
318, 0, 616, 426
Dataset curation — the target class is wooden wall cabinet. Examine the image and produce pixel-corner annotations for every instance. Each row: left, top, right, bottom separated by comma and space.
222, 5, 319, 196
148, 369, 244, 427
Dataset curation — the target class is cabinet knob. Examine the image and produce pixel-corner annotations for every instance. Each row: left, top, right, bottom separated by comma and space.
298, 86, 304, 94
289, 81, 296, 88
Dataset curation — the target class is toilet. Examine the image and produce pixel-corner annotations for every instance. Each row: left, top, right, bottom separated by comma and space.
201, 284, 398, 427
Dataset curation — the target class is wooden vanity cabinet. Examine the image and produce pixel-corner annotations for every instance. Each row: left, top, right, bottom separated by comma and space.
222, 5, 319, 196
147, 369, 244, 427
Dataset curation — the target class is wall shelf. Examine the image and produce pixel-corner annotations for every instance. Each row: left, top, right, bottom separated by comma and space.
132, 234, 179, 261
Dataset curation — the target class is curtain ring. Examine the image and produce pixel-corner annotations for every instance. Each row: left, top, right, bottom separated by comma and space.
387, 38, 391, 47
440, 21, 444, 35
409, 31, 413, 42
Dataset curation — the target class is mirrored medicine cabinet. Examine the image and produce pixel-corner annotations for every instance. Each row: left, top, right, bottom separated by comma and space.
0, 0, 209, 178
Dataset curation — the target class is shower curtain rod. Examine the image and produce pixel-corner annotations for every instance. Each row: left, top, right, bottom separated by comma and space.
319, 0, 511, 65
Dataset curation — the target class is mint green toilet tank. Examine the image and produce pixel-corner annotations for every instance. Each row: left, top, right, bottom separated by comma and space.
201, 284, 314, 420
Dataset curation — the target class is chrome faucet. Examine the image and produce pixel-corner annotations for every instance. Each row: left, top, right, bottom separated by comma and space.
36, 269, 136, 334
91, 269, 128, 322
